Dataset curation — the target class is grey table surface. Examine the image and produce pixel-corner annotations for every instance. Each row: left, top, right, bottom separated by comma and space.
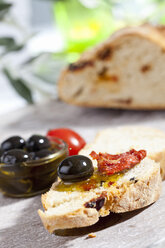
1, 100, 165, 248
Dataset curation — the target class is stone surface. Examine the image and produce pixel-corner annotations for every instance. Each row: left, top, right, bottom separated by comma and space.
1, 100, 165, 248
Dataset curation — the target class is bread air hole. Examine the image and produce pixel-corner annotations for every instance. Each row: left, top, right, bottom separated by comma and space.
97, 67, 119, 83
72, 87, 84, 97
114, 98, 132, 105
97, 47, 112, 60
140, 64, 151, 73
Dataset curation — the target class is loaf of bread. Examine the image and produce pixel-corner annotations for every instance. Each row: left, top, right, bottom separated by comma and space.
38, 126, 162, 233
58, 25, 165, 109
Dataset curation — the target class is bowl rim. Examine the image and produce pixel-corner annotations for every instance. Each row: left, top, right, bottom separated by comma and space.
25, 137, 68, 167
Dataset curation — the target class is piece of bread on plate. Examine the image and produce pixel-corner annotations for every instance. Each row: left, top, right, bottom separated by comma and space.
80, 126, 165, 179
38, 127, 162, 233
58, 24, 165, 110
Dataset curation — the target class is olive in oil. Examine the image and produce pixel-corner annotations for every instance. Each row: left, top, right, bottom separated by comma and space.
0, 139, 68, 197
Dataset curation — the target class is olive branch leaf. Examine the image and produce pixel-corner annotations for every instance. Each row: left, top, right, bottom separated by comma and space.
3, 68, 33, 104
0, 0, 12, 20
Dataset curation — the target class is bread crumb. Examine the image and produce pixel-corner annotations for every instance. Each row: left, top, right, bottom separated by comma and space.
88, 233, 96, 238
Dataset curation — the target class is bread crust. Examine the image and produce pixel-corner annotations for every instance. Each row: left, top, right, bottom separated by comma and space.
38, 207, 99, 233
150, 151, 165, 180
58, 25, 165, 110
111, 166, 161, 212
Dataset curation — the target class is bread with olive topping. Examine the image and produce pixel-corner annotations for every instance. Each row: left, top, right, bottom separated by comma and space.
58, 24, 165, 109
38, 150, 161, 232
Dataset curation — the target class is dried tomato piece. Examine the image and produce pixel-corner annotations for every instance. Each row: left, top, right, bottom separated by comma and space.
108, 181, 114, 187
82, 179, 97, 191
90, 149, 146, 175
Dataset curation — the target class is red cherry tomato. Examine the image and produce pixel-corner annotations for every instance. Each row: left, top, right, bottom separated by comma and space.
47, 128, 86, 156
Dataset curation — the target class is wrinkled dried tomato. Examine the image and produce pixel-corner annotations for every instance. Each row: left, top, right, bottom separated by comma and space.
90, 149, 146, 175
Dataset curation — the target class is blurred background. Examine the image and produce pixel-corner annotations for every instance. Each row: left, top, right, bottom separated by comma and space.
1, 0, 165, 115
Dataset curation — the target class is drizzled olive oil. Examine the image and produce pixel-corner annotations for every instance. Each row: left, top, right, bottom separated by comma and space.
56, 170, 123, 192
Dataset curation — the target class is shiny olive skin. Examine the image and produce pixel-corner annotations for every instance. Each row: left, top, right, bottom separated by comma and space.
58, 155, 94, 182
1, 136, 25, 151
26, 135, 51, 152
1, 149, 31, 165
30, 149, 53, 160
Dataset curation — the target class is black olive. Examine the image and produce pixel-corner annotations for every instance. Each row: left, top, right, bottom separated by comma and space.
26, 135, 51, 152
84, 196, 105, 211
1, 136, 25, 151
30, 149, 53, 160
1, 149, 31, 165
58, 155, 94, 182
0, 148, 4, 157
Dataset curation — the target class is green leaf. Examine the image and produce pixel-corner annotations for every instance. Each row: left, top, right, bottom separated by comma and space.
0, 37, 24, 53
3, 68, 33, 104
23, 54, 43, 65
0, 2, 12, 20
0, 37, 16, 49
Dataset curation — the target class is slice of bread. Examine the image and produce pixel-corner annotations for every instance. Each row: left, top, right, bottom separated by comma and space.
80, 126, 165, 179
38, 128, 162, 233
58, 25, 165, 110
